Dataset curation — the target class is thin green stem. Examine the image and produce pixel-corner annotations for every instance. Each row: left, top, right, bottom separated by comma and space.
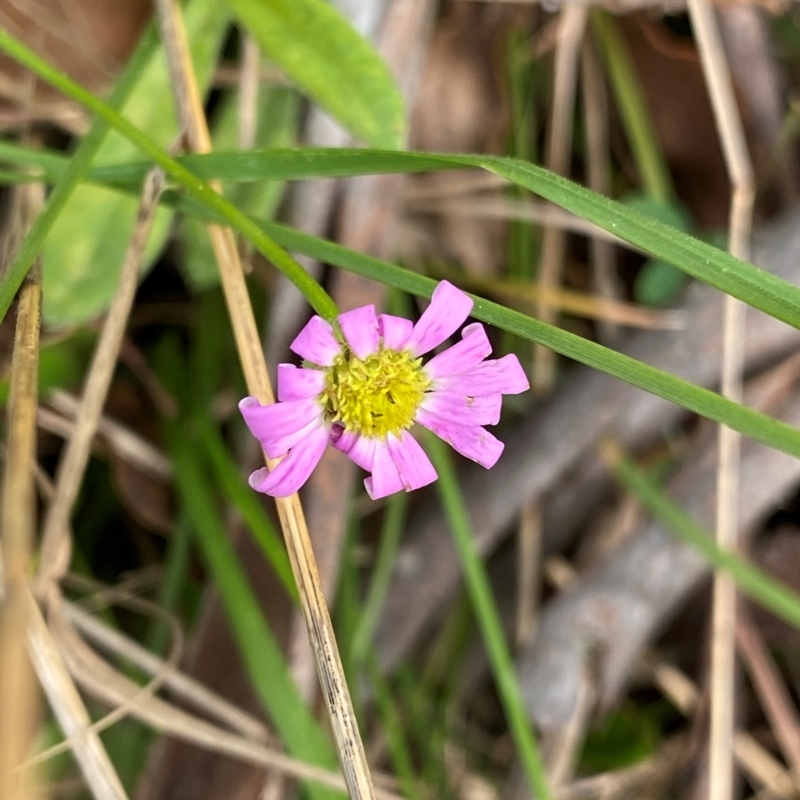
350, 493, 408, 666
0, 28, 338, 324
366, 654, 422, 800
591, 12, 673, 203
426, 433, 552, 800
195, 415, 298, 602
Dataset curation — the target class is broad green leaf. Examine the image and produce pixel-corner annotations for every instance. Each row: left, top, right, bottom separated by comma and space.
223, 0, 404, 148
0, 24, 162, 326
41, 0, 231, 327
180, 82, 299, 290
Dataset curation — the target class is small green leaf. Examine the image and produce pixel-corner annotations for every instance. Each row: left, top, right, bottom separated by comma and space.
224, 0, 404, 148
623, 193, 692, 307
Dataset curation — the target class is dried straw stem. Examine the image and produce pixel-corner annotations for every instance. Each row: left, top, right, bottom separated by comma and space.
151, 2, 374, 797
686, 2, 754, 798
37, 168, 165, 587
25, 587, 129, 800
0, 183, 43, 800
533, 5, 587, 394
580, 38, 620, 344
49, 601, 404, 800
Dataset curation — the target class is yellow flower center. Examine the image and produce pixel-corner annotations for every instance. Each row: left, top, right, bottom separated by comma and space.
320, 347, 431, 439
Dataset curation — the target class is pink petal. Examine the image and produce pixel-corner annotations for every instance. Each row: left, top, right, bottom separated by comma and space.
239, 396, 322, 459
277, 364, 326, 401
424, 323, 492, 380
339, 305, 380, 359
364, 441, 405, 500
378, 314, 413, 351
332, 429, 377, 471
432, 354, 530, 397
416, 408, 504, 468
420, 391, 502, 426
290, 316, 341, 367
405, 281, 473, 357
386, 431, 437, 491
248, 423, 330, 497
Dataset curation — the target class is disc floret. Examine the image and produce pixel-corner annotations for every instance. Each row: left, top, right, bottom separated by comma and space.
321, 347, 431, 439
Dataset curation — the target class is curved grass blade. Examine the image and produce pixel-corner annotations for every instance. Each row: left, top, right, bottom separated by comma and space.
426, 433, 552, 800
243, 216, 800, 462
8, 144, 800, 334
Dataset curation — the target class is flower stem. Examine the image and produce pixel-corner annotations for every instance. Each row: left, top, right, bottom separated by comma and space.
425, 432, 553, 800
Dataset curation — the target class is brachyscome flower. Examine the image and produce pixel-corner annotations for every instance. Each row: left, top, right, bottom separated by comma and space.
240, 281, 529, 500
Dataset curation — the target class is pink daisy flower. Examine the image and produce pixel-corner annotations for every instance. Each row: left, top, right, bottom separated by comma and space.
239, 281, 529, 500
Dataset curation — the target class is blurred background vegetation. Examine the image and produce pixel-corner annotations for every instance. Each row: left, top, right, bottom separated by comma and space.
4, 0, 800, 799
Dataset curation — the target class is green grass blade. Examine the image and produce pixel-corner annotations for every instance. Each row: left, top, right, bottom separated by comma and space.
0, 23, 160, 323
168, 425, 342, 800
225, 0, 404, 149
591, 12, 672, 203
350, 493, 408, 666
195, 415, 298, 603
0, 30, 338, 324
366, 654, 422, 800
246, 217, 800, 462
426, 432, 552, 800
608, 443, 800, 631
15, 144, 800, 333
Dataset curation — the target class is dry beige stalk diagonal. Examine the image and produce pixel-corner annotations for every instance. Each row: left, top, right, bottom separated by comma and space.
26, 587, 129, 800
37, 168, 165, 587
736, 611, 800, 788
686, 2, 755, 799
580, 37, 620, 344
46, 599, 406, 800
151, 2, 375, 797
0, 185, 43, 800
533, 4, 587, 394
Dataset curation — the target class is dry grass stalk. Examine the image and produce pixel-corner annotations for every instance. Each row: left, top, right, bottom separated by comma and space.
48, 601, 405, 800
686, 2, 755, 798
646, 656, 796, 798
25, 587, 129, 800
0, 182, 44, 800
515, 502, 541, 648
556, 735, 689, 800
37, 168, 165, 588
25, 585, 185, 770
151, 1, 375, 797
580, 38, 620, 344
62, 600, 270, 741
43, 390, 172, 480
736, 610, 800, 789
533, 5, 587, 394
444, 270, 686, 330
